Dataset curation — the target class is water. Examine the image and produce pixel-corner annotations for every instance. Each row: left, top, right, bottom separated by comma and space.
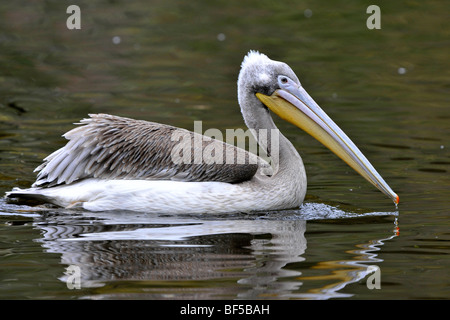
0, 0, 449, 300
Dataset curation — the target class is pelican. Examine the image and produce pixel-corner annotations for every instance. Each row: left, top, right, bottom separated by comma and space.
6, 51, 399, 213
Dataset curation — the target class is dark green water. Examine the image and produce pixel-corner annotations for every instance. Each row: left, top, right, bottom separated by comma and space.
0, 0, 448, 300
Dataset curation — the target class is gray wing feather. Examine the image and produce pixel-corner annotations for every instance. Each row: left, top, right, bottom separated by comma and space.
33, 114, 266, 187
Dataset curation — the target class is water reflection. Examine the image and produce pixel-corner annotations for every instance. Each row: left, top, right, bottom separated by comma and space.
297, 221, 399, 299
22, 203, 398, 299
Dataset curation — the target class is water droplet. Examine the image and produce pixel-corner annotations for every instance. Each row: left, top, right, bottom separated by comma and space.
217, 33, 226, 41
304, 9, 313, 18
393, 217, 400, 235
112, 36, 121, 45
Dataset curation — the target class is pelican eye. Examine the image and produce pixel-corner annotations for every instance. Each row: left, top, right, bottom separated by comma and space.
277, 75, 298, 90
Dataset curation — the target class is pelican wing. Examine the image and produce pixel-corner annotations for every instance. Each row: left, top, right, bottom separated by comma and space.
33, 114, 265, 187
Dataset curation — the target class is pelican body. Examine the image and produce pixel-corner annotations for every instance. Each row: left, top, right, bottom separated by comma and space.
6, 51, 398, 213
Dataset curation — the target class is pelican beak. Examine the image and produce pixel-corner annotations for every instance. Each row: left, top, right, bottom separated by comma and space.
256, 86, 399, 205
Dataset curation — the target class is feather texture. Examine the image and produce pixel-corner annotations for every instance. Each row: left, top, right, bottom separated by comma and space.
33, 114, 266, 187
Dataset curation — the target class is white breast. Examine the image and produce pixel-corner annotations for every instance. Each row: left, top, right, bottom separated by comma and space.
19, 175, 304, 214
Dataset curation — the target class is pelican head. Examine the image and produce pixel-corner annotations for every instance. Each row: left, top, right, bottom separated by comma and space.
238, 51, 399, 204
